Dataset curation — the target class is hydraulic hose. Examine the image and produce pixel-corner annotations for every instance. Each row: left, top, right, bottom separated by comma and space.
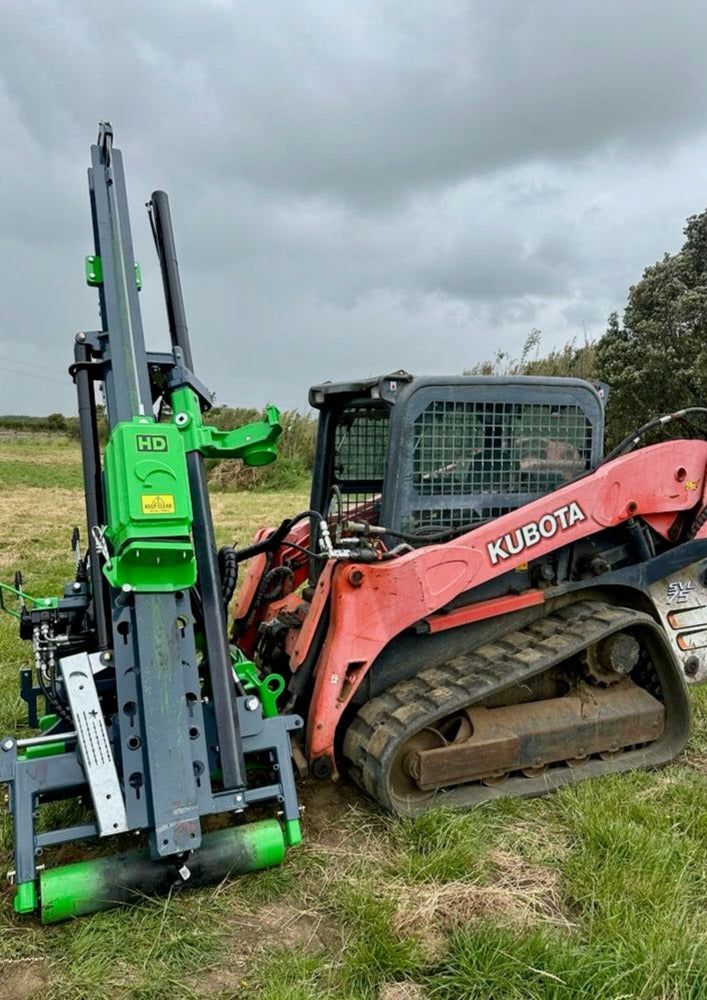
231, 510, 325, 563
602, 407, 707, 464
218, 546, 239, 606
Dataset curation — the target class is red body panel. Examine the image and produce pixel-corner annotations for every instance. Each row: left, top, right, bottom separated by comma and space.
421, 591, 545, 634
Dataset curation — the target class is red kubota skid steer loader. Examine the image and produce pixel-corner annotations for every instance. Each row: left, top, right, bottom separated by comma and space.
230, 372, 707, 815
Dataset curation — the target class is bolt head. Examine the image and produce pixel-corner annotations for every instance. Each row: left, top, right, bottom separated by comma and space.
244, 696, 260, 712
2, 739, 14, 752
685, 655, 700, 677
76, 331, 86, 343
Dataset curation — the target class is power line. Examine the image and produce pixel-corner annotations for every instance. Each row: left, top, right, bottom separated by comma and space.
0, 362, 68, 387
0, 353, 68, 376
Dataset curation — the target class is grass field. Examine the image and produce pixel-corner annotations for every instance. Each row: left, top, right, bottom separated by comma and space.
2, 432, 707, 999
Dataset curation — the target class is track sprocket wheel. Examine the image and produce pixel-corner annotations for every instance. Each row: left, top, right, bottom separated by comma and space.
581, 631, 641, 686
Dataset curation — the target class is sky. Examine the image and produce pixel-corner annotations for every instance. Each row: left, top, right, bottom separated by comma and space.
2, 0, 707, 415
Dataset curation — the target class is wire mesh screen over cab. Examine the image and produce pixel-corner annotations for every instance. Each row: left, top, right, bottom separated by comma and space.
387, 378, 604, 535
308, 374, 605, 539
332, 405, 390, 521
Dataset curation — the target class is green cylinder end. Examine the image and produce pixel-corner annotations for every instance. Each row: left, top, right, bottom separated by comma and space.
40, 857, 107, 924
243, 818, 287, 867
14, 880, 38, 915
284, 819, 302, 847
242, 444, 278, 467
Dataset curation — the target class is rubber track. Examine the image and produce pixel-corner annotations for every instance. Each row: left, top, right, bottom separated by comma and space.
343, 600, 687, 815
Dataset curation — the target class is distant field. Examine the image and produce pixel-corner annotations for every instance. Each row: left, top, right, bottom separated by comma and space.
1, 434, 707, 999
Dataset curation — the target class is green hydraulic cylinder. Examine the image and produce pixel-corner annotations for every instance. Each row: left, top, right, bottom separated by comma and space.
39, 819, 285, 923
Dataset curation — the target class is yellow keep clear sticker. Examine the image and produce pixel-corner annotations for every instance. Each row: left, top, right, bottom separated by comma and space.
141, 494, 176, 515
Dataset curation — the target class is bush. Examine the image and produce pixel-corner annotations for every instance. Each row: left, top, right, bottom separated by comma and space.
465, 329, 599, 382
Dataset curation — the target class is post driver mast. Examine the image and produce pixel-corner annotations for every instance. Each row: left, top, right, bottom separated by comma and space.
0, 124, 302, 921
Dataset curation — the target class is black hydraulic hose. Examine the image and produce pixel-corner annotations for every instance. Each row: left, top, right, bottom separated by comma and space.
217, 546, 239, 606
602, 407, 707, 464
230, 511, 325, 632
327, 484, 343, 537
230, 519, 292, 563
348, 520, 492, 546
382, 523, 489, 543
231, 510, 325, 563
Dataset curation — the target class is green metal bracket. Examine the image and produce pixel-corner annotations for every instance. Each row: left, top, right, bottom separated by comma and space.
14, 880, 37, 915
0, 581, 57, 620
85, 255, 141, 289
21, 741, 66, 761
230, 647, 284, 718
85, 255, 103, 286
171, 387, 282, 466
284, 819, 302, 847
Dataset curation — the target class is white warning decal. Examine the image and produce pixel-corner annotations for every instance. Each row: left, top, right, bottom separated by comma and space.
486, 502, 587, 566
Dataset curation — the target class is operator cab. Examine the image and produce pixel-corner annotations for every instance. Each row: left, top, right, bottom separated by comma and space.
309, 371, 605, 543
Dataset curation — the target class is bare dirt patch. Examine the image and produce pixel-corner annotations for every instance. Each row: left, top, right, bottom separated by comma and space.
379, 983, 426, 1000
192, 964, 249, 997
230, 899, 340, 955
190, 900, 341, 996
299, 778, 386, 853
187, 783, 378, 995
0, 958, 51, 1000
393, 847, 572, 960
680, 751, 707, 775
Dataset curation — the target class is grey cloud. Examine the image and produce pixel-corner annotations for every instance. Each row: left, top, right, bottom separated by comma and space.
1, 2, 707, 416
